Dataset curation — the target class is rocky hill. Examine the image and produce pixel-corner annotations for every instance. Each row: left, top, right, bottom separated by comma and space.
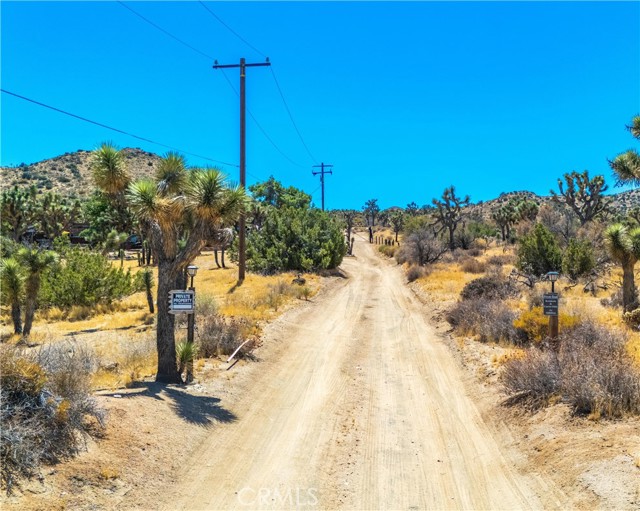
0, 148, 162, 199
3, 149, 640, 216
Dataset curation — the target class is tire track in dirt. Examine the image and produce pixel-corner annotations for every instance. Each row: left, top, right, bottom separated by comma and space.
160, 238, 568, 510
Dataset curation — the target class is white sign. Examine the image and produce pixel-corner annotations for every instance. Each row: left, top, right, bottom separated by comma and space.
169, 290, 195, 314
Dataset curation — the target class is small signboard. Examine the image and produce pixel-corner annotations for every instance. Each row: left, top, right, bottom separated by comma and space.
169, 290, 195, 314
543, 292, 559, 316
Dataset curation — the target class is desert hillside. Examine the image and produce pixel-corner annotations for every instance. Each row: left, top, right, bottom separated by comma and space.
0, 148, 162, 199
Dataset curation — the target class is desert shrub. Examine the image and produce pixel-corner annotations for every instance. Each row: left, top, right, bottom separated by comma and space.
1, 342, 105, 493
559, 323, 640, 416
562, 238, 595, 281
197, 314, 256, 360
513, 307, 579, 343
447, 299, 525, 344
378, 244, 396, 258
503, 322, 640, 417
516, 223, 562, 277
601, 288, 624, 309
395, 228, 446, 266
406, 265, 425, 283
623, 308, 640, 327
243, 206, 346, 274
487, 254, 513, 267
459, 257, 486, 274
39, 247, 135, 309
500, 348, 561, 409
196, 293, 218, 317
460, 275, 518, 301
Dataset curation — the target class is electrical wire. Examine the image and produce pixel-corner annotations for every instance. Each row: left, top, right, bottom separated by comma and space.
218, 70, 308, 169
269, 67, 318, 163
198, 1, 266, 58
118, 0, 306, 173
1, 89, 239, 167
118, 1, 214, 61
196, 2, 319, 164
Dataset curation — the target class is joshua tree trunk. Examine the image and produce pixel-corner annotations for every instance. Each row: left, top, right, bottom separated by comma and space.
622, 262, 637, 311
146, 282, 154, 314
214, 250, 220, 268
23, 296, 36, 337
155, 261, 181, 383
221, 249, 226, 268
11, 303, 22, 335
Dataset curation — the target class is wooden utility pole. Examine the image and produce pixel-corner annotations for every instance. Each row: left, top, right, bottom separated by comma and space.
312, 162, 333, 211
213, 57, 271, 283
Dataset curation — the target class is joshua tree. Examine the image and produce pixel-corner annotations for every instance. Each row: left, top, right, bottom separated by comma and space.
363, 199, 380, 227
341, 210, 357, 254
492, 202, 518, 241
127, 159, 246, 383
551, 170, 609, 225
390, 210, 405, 242
610, 115, 640, 186
432, 186, 470, 250
17, 247, 58, 337
604, 223, 640, 311
0, 258, 25, 334
0, 185, 38, 241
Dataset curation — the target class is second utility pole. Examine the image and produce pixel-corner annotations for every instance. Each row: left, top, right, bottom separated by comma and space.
312, 162, 333, 211
213, 57, 271, 283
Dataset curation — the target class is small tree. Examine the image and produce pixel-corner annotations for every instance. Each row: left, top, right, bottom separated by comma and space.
363, 198, 380, 227
604, 223, 640, 311
406, 201, 419, 216
492, 202, 518, 242
432, 186, 470, 250
398, 228, 447, 265
516, 223, 562, 277
17, 248, 58, 337
342, 210, 357, 254
389, 210, 405, 242
0, 258, 25, 334
562, 238, 595, 281
551, 170, 609, 225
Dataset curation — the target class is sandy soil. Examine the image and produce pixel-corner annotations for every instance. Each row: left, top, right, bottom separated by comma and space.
157, 238, 569, 510
6, 236, 637, 510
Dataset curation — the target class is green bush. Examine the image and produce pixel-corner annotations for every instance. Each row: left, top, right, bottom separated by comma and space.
516, 223, 562, 276
244, 206, 346, 275
562, 238, 595, 281
39, 247, 135, 308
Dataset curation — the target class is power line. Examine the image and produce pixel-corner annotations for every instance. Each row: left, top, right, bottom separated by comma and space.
198, 1, 266, 58
195, 3, 318, 164
218, 69, 307, 169
116, 1, 305, 172
269, 67, 318, 163
1, 89, 239, 167
118, 1, 214, 61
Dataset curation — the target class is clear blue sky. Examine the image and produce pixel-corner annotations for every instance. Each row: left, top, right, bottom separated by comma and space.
2, 1, 639, 210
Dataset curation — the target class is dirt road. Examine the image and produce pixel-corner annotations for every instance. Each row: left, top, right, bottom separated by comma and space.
162, 238, 566, 510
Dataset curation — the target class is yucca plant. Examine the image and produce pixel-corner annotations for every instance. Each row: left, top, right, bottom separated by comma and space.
610, 115, 640, 186
0, 258, 25, 334
176, 341, 196, 382
90, 142, 130, 196
604, 223, 640, 311
17, 248, 58, 337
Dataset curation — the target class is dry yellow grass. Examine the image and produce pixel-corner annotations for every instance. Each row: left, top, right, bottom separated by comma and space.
416, 263, 478, 301
415, 243, 640, 364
